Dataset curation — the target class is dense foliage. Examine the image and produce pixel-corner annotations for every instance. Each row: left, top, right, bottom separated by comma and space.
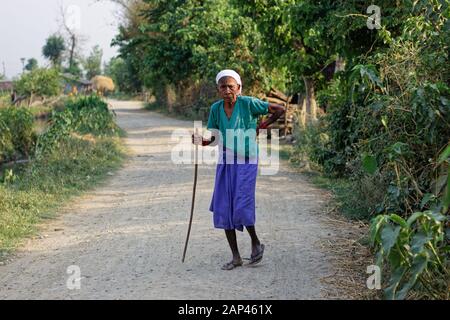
83, 45, 104, 80
104, 57, 142, 94
112, 0, 285, 116
36, 95, 120, 157
0, 108, 36, 164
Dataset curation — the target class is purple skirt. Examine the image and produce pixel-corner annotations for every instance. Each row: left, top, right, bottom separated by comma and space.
209, 147, 258, 231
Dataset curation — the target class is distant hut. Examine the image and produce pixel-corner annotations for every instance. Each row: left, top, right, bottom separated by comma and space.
61, 73, 93, 95
0, 80, 14, 93
0, 80, 16, 104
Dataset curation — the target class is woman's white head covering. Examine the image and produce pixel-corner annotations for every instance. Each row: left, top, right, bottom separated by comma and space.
216, 69, 242, 94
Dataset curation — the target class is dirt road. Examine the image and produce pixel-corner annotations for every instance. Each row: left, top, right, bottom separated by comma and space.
0, 100, 343, 299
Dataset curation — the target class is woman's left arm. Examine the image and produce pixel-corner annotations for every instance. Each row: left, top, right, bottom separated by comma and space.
257, 103, 286, 132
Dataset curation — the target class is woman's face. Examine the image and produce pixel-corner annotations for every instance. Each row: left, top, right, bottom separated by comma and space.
218, 77, 240, 102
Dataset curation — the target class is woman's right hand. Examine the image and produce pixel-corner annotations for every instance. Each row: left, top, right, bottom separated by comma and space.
192, 133, 203, 145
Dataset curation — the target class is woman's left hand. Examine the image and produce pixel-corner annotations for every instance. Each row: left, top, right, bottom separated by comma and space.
257, 121, 270, 136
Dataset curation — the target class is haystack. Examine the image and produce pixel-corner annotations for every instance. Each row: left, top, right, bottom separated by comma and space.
91, 76, 115, 95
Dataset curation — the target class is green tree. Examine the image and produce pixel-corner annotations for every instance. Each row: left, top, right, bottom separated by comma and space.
25, 58, 38, 71
238, 0, 409, 124
113, 0, 274, 108
104, 57, 141, 93
84, 45, 103, 80
42, 35, 66, 68
64, 60, 83, 78
14, 68, 61, 105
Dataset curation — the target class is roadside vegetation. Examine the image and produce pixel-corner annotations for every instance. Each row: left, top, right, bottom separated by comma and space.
0, 95, 126, 257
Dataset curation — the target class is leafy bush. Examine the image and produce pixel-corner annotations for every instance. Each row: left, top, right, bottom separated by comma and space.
370, 145, 449, 299
14, 68, 61, 105
308, 3, 450, 218
0, 107, 36, 163
35, 95, 120, 157
65, 95, 119, 135
0, 118, 13, 162
299, 3, 449, 299
370, 209, 448, 299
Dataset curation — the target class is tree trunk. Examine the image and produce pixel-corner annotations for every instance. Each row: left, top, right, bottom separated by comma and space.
302, 76, 317, 124
69, 35, 76, 70
165, 84, 176, 113
299, 96, 306, 128
297, 77, 318, 172
28, 93, 33, 107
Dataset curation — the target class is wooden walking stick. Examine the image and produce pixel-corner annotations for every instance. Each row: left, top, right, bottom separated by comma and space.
182, 129, 199, 263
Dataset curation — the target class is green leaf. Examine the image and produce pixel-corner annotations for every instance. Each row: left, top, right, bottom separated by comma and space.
381, 224, 401, 255
387, 185, 400, 199
375, 250, 384, 267
410, 232, 432, 255
391, 142, 408, 155
370, 215, 386, 246
423, 210, 447, 223
369, 101, 384, 112
381, 116, 388, 129
420, 193, 434, 209
384, 266, 407, 300
444, 167, 450, 210
407, 212, 425, 227
361, 153, 378, 175
395, 253, 429, 300
387, 247, 403, 269
437, 144, 450, 164
389, 214, 407, 228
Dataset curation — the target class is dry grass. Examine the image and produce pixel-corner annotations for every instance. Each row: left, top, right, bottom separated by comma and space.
316, 206, 380, 300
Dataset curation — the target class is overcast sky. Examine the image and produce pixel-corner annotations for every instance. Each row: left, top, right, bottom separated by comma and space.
0, 0, 121, 79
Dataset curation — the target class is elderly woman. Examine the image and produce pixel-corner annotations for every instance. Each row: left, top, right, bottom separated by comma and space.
192, 69, 285, 270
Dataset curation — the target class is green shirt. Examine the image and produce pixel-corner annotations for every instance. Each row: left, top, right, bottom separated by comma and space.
207, 95, 269, 158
